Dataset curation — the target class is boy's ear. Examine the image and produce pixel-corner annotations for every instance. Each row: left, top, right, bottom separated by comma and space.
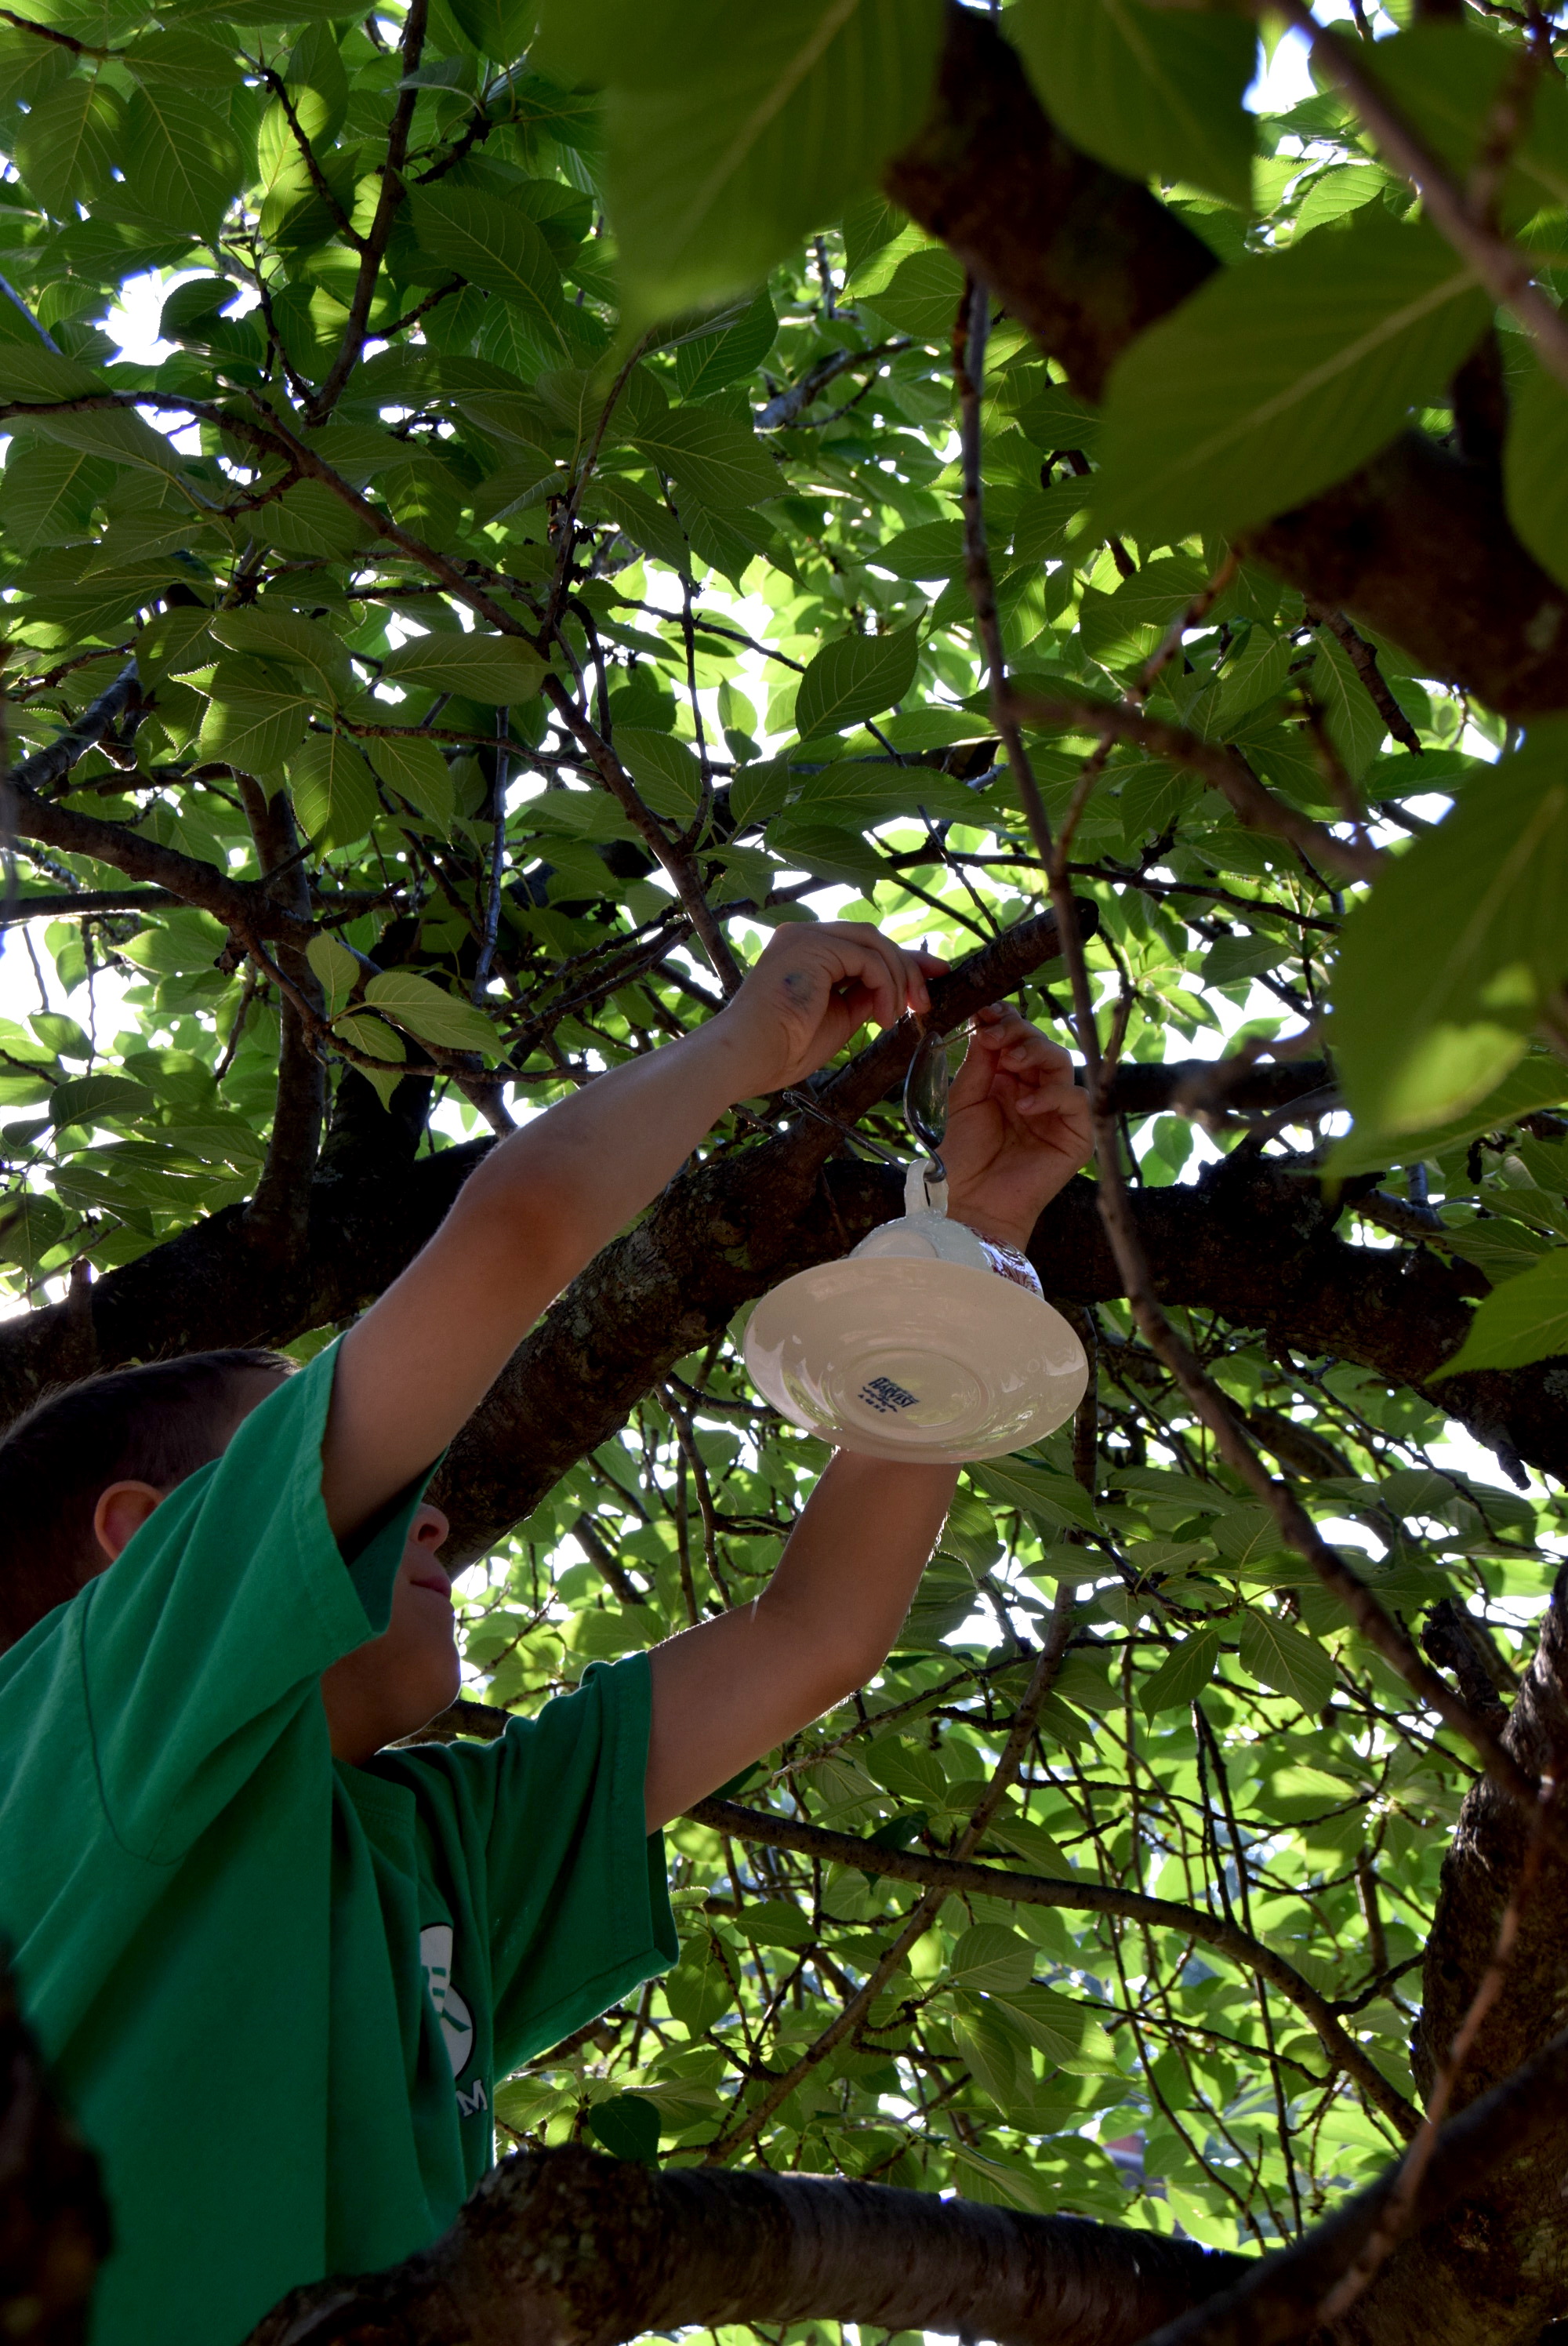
92, 1480, 166, 1566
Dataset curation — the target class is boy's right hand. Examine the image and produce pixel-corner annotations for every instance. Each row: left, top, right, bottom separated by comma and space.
707, 923, 943, 1098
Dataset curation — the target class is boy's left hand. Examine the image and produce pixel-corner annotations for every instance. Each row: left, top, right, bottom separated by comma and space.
938, 1006, 1093, 1253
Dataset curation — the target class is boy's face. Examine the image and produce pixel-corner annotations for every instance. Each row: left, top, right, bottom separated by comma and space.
318, 1504, 463, 1763
89, 1373, 463, 1763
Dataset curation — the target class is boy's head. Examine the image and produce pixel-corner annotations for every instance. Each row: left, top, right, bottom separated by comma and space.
0, 1352, 460, 1763
0, 1349, 291, 1647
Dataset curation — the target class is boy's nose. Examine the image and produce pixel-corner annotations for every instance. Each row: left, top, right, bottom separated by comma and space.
412, 1505, 451, 1551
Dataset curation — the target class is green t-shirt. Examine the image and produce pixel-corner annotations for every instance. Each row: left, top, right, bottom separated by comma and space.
0, 1344, 677, 2346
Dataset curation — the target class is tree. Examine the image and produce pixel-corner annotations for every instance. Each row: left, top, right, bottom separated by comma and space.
4, 0, 1568, 2337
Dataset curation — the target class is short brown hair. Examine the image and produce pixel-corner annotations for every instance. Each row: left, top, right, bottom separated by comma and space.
0, 1349, 292, 1649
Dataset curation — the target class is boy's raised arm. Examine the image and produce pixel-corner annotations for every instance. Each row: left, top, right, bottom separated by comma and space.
319, 925, 936, 1541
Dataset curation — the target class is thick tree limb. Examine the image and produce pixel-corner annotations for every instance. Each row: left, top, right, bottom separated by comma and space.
242, 2141, 1243, 2346
238, 779, 324, 1262
1415, 1567, 1568, 2110
5, 660, 139, 795
6, 775, 318, 950
885, 7, 1568, 721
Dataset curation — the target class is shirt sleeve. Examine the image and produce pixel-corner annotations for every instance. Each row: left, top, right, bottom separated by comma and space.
80, 1342, 434, 1865
391, 1654, 678, 2075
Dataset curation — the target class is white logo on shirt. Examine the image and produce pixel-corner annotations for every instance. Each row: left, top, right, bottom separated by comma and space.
419, 1923, 474, 2080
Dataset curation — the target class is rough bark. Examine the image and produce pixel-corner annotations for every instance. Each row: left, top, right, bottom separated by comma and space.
0, 1008, 1559, 1556
241, 2142, 1243, 2346
884, 7, 1568, 721
0, 1948, 109, 2346
1415, 1570, 1568, 2110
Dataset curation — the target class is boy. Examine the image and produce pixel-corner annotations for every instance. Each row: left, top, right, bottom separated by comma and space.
0, 921, 1091, 2346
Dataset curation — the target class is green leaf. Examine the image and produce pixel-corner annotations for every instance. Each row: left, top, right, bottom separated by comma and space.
1238, 1610, 1336, 1713
1009, 0, 1256, 209
986, 1981, 1116, 2071
209, 608, 351, 702
1436, 1247, 1568, 1375
864, 246, 964, 342
251, 481, 373, 558
120, 85, 243, 238
971, 1456, 1099, 1535
14, 78, 125, 216
363, 971, 498, 1053
674, 287, 779, 399
1365, 23, 1568, 230
30, 405, 185, 477
1210, 1505, 1290, 1570
0, 443, 114, 553
306, 932, 358, 1017
1308, 628, 1386, 783
447, 0, 536, 60
1503, 364, 1568, 594
1332, 725, 1568, 1138
366, 735, 456, 829
586, 2091, 660, 2161
289, 732, 379, 848
874, 519, 965, 582
198, 661, 310, 776
49, 1076, 155, 1128
1138, 1625, 1220, 1716
564, 0, 945, 326
1327, 1055, 1568, 1178
1078, 554, 1207, 669
410, 184, 568, 370
615, 726, 703, 821
1096, 211, 1492, 543
379, 632, 546, 703
793, 622, 920, 739
631, 402, 779, 510
949, 1924, 1036, 1993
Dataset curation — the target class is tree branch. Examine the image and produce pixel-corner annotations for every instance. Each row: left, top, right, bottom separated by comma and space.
884, 5, 1568, 721
237, 778, 325, 1262
682, 1797, 1417, 2132
242, 2141, 1243, 2346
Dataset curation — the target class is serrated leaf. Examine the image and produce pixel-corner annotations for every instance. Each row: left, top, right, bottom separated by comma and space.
120, 84, 244, 238
251, 481, 372, 559
447, 0, 535, 60
49, 1076, 155, 1128
379, 631, 546, 703
986, 1981, 1117, 2072
0, 442, 114, 553
1096, 211, 1492, 543
289, 732, 379, 848
1308, 628, 1386, 782
1436, 1248, 1568, 1375
615, 725, 703, 821
560, 0, 945, 327
1010, 0, 1256, 209
631, 403, 779, 510
332, 1010, 406, 1064
366, 735, 455, 829
675, 287, 779, 399
209, 608, 351, 701
363, 971, 497, 1053
199, 661, 310, 777
864, 246, 964, 341
14, 78, 125, 216
31, 404, 187, 477
949, 1924, 1036, 1993
1210, 1505, 1290, 1569
971, 1456, 1099, 1535
1238, 1610, 1336, 1712
411, 184, 568, 370
793, 622, 920, 739
1327, 1056, 1568, 1178
1332, 725, 1568, 1138
1138, 1625, 1220, 1716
